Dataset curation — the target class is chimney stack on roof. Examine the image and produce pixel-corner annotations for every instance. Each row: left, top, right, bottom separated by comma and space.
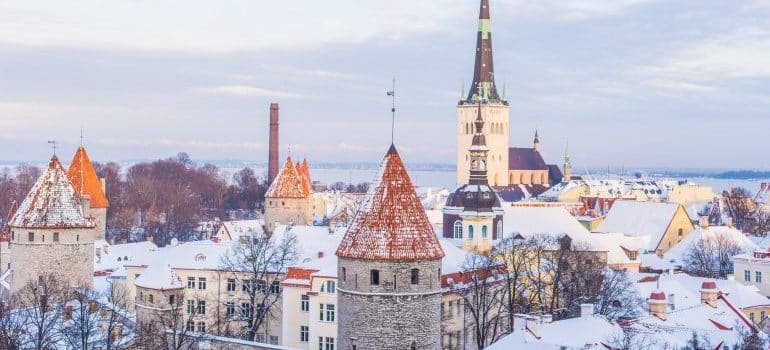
699, 215, 709, 229
726, 216, 734, 228
649, 291, 668, 320
701, 281, 718, 307
580, 304, 594, 318
268, 103, 280, 187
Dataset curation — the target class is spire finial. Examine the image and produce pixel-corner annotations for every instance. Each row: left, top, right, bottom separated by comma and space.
80, 127, 84, 146
47, 140, 57, 157
387, 77, 396, 145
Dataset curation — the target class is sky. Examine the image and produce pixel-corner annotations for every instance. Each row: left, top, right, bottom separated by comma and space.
1, 0, 769, 169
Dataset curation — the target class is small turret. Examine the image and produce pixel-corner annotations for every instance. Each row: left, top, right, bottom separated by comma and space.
533, 130, 540, 152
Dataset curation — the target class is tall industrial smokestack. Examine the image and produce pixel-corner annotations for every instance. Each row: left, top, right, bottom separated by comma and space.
267, 103, 280, 186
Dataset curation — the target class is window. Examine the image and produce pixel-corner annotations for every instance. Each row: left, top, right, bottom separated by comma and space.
243, 279, 253, 292
148, 294, 153, 304
187, 300, 195, 314
198, 277, 207, 290
750, 312, 756, 322
76, 234, 79, 242
256, 334, 265, 343
342, 267, 346, 281
270, 335, 279, 345
168, 294, 175, 305
187, 277, 195, 289
257, 280, 267, 293
226, 302, 235, 317
325, 281, 336, 293
482, 225, 488, 239
763, 311, 767, 320
196, 321, 205, 333
678, 228, 683, 236
757, 271, 762, 283
468, 225, 474, 239
227, 279, 236, 292
370, 270, 380, 285
496, 221, 502, 240
411, 269, 419, 285
448, 300, 454, 318
453, 221, 463, 239
197, 301, 206, 315
320, 337, 335, 350
28, 232, 33, 242
326, 304, 335, 322
41, 234, 45, 242
271, 281, 281, 294
746, 270, 752, 282
241, 303, 252, 318
186, 320, 194, 332
301, 295, 310, 312
53, 232, 59, 242
300, 326, 309, 342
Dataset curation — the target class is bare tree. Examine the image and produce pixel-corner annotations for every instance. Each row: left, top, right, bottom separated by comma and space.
605, 329, 669, 350
493, 236, 535, 332
724, 187, 755, 232
15, 274, 67, 350
683, 234, 744, 278
0, 296, 26, 350
61, 289, 102, 350
135, 291, 204, 350
219, 233, 298, 341
450, 252, 508, 349
102, 282, 134, 350
734, 322, 767, 350
594, 269, 645, 321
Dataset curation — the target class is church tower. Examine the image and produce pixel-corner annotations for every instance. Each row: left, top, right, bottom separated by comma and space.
336, 144, 445, 350
457, 0, 510, 186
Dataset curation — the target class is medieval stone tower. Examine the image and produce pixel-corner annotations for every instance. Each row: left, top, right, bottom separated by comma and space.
67, 145, 109, 240
264, 156, 314, 233
9, 155, 96, 294
457, 0, 510, 187
336, 145, 445, 350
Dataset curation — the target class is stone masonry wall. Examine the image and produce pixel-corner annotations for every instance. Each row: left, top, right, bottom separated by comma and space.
9, 226, 95, 294
264, 197, 313, 233
338, 257, 442, 350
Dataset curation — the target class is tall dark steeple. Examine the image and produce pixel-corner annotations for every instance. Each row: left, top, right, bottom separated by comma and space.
466, 0, 502, 104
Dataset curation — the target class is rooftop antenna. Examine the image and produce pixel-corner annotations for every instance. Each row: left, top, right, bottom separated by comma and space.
386, 77, 396, 145
47, 140, 57, 157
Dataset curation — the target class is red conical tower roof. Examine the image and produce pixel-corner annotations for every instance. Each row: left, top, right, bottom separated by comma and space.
67, 146, 109, 208
298, 158, 313, 197
265, 157, 306, 198
336, 145, 444, 261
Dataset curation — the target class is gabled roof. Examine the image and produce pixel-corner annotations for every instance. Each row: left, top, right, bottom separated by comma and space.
508, 147, 548, 171
598, 201, 689, 251
336, 145, 445, 261
265, 157, 306, 199
67, 146, 109, 208
135, 263, 183, 290
10, 156, 94, 229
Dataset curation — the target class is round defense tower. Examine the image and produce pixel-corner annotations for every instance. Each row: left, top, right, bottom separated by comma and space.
336, 145, 445, 350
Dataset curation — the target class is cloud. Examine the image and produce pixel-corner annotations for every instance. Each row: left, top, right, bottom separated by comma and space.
499, 0, 660, 22
190, 86, 316, 99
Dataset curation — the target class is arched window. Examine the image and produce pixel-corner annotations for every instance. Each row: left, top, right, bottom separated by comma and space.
482, 225, 488, 239
411, 269, 419, 285
496, 221, 503, 240
453, 221, 463, 239
468, 225, 474, 239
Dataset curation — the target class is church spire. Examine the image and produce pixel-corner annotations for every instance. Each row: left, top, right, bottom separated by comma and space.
468, 87, 490, 185
466, 0, 501, 104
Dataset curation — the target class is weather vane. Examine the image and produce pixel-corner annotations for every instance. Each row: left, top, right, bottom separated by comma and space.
47, 140, 57, 156
386, 77, 396, 145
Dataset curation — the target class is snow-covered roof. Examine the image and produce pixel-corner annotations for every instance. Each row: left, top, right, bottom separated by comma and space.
336, 145, 444, 261
219, 219, 265, 240
598, 201, 686, 251
487, 313, 622, 349
94, 240, 158, 272
11, 156, 94, 229
265, 157, 307, 198
502, 206, 590, 239
135, 263, 182, 290
663, 225, 757, 268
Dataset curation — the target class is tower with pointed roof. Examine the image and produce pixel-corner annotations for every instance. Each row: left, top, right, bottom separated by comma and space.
563, 142, 572, 181
0, 201, 17, 276
67, 145, 110, 240
9, 155, 96, 293
457, 0, 510, 187
444, 99, 504, 251
336, 144, 445, 350
264, 156, 314, 233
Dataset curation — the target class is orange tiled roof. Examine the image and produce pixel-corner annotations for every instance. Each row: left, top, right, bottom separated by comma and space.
67, 146, 109, 208
297, 159, 313, 196
336, 145, 444, 261
265, 157, 307, 199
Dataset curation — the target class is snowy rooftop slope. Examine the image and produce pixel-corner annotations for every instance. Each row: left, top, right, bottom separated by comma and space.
221, 219, 265, 239
502, 206, 591, 239
135, 263, 182, 290
598, 201, 684, 250
663, 225, 757, 268
94, 240, 158, 271
265, 157, 306, 198
439, 239, 472, 275
11, 156, 94, 229
335, 145, 444, 261
273, 224, 345, 265
487, 314, 622, 349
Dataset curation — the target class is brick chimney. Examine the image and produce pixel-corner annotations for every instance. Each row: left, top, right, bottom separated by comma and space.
648, 291, 668, 320
267, 103, 280, 187
700, 281, 718, 307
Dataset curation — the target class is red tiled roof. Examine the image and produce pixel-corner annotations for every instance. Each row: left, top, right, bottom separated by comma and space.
701, 281, 717, 290
336, 145, 444, 261
265, 157, 306, 199
650, 291, 667, 300
297, 159, 313, 197
508, 147, 548, 171
67, 146, 109, 208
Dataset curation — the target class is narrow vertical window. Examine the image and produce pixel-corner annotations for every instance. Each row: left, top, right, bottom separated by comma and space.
370, 270, 380, 285
411, 269, 419, 285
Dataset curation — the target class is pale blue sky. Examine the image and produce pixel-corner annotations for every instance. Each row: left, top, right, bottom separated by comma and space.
1, 0, 769, 169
